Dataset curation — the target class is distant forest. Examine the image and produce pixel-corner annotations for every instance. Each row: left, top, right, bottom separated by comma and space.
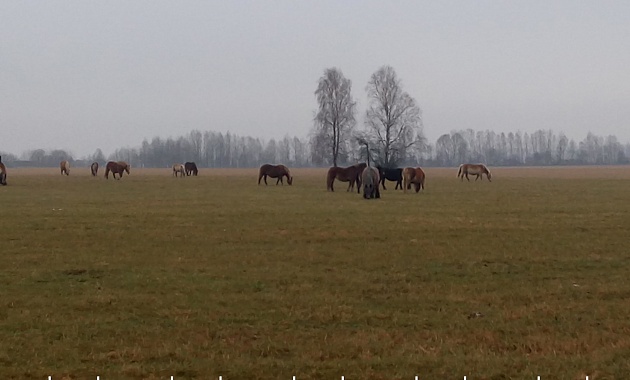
2, 128, 630, 168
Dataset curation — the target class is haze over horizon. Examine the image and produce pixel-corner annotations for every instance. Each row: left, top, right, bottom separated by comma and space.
2, 1, 629, 158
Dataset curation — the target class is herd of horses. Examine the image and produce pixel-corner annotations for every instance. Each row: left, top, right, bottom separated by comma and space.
0, 155, 492, 191
259, 162, 491, 199
55, 160, 132, 179
172, 162, 199, 177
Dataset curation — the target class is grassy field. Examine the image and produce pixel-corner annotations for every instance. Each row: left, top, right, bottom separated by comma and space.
1, 166, 630, 380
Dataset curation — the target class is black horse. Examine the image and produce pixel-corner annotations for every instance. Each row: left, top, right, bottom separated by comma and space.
184, 162, 198, 176
377, 166, 403, 190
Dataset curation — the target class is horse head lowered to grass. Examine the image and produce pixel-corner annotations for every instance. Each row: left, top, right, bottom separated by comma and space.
326, 163, 366, 193
105, 161, 130, 180
258, 164, 293, 185
457, 163, 492, 182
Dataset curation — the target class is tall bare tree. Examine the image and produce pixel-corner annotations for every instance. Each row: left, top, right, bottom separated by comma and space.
364, 65, 424, 167
312, 67, 356, 167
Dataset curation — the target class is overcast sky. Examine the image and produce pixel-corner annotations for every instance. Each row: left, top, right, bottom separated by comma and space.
2, 1, 629, 158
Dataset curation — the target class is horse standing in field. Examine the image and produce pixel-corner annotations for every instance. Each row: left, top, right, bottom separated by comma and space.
377, 166, 403, 190
359, 140, 380, 199
258, 164, 293, 185
402, 167, 426, 193
326, 163, 367, 193
457, 163, 492, 182
0, 156, 7, 186
362, 166, 381, 199
60, 160, 70, 176
184, 162, 198, 176
90, 162, 99, 176
172, 163, 185, 177
104, 161, 130, 179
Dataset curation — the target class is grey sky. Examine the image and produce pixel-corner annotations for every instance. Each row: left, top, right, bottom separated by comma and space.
2, 1, 629, 158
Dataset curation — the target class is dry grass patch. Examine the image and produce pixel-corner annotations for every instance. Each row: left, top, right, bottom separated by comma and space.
1, 166, 630, 379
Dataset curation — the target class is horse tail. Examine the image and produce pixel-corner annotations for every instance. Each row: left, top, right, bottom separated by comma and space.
457, 164, 463, 178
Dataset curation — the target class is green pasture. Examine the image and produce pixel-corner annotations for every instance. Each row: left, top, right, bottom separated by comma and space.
1, 167, 629, 379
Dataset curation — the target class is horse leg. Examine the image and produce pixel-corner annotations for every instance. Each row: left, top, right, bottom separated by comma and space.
264, 175, 268, 185
356, 177, 362, 194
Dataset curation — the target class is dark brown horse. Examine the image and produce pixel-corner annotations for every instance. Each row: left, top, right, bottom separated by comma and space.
90, 162, 99, 176
105, 161, 130, 179
258, 164, 293, 185
185, 162, 198, 176
0, 156, 7, 186
326, 163, 367, 193
402, 167, 426, 193
457, 163, 492, 182
60, 160, 70, 176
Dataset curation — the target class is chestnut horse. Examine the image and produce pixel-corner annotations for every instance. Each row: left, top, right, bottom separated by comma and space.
326, 163, 367, 193
0, 156, 7, 186
60, 160, 70, 176
402, 167, 426, 193
185, 162, 198, 176
90, 162, 99, 176
258, 164, 293, 185
457, 163, 492, 182
105, 161, 130, 179
172, 163, 185, 177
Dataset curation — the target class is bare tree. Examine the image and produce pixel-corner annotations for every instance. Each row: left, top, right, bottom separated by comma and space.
312, 67, 357, 167
364, 65, 424, 167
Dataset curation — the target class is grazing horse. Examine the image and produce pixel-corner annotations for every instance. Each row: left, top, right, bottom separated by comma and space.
362, 166, 381, 199
184, 162, 198, 176
172, 163, 185, 177
402, 167, 426, 193
90, 162, 99, 176
258, 164, 293, 185
326, 163, 367, 193
0, 156, 7, 186
377, 166, 403, 190
60, 160, 70, 175
457, 163, 492, 182
104, 161, 130, 179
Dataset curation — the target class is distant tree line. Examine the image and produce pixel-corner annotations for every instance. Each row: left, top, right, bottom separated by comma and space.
3, 128, 629, 169
2, 66, 628, 168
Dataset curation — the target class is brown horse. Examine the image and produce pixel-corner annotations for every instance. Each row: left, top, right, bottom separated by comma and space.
60, 160, 70, 175
0, 156, 7, 186
326, 163, 367, 193
258, 164, 293, 185
402, 167, 426, 193
172, 163, 185, 177
90, 162, 99, 176
457, 163, 492, 182
105, 161, 130, 179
